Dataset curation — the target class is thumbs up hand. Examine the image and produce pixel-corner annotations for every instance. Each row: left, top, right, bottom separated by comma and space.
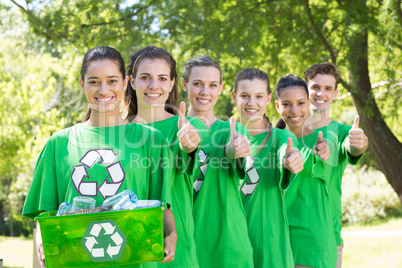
177, 102, 201, 153
348, 116, 368, 154
283, 137, 303, 174
286, 137, 293, 156
226, 117, 251, 159
313, 131, 330, 161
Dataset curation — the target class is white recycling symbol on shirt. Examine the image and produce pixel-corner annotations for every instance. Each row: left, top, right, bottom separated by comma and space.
240, 156, 260, 196
71, 149, 125, 199
81, 219, 127, 262
193, 149, 208, 194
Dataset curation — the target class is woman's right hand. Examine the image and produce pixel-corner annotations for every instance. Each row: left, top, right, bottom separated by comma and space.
36, 221, 46, 268
226, 117, 251, 159
283, 137, 303, 174
313, 131, 330, 161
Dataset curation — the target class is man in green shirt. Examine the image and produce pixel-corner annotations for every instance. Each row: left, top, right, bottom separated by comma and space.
304, 62, 369, 267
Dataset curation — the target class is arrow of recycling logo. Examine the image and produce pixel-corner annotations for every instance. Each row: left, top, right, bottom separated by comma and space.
240, 156, 260, 196
71, 149, 125, 199
193, 150, 208, 194
81, 219, 127, 262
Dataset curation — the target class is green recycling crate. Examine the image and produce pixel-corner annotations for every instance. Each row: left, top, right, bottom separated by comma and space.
35, 205, 165, 267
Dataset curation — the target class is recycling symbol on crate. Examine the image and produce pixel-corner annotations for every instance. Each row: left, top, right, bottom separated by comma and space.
71, 149, 125, 199
81, 219, 127, 262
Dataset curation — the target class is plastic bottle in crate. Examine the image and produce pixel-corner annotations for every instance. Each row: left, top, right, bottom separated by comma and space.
56, 202, 73, 216
102, 190, 139, 211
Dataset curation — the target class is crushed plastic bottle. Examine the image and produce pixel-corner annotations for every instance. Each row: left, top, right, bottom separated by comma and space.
135, 200, 162, 209
56, 190, 160, 216
102, 190, 139, 211
57, 202, 73, 216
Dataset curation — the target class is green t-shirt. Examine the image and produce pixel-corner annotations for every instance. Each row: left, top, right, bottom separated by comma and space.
192, 119, 253, 268
285, 131, 337, 268
241, 128, 297, 268
23, 123, 173, 268
313, 120, 363, 246
145, 116, 208, 268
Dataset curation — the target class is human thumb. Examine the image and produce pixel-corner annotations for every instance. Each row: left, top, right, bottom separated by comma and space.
316, 131, 323, 146
286, 137, 292, 157
178, 101, 187, 129
353, 115, 359, 129
230, 116, 236, 144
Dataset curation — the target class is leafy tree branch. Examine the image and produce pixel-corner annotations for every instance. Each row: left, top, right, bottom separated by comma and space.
302, 0, 352, 91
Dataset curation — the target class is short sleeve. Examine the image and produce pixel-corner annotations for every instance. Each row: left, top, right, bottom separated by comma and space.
22, 138, 59, 219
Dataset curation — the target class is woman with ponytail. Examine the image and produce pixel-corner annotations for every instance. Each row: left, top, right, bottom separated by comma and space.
23, 46, 175, 267
232, 68, 303, 268
275, 74, 337, 268
181, 56, 254, 268
125, 46, 208, 268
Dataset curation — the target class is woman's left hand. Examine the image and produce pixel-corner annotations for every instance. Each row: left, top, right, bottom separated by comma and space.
161, 231, 177, 262
160, 208, 177, 263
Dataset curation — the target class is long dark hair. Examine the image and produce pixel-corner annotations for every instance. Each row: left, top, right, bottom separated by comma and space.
234, 68, 272, 153
125, 46, 178, 121
275, 74, 309, 129
80, 46, 126, 123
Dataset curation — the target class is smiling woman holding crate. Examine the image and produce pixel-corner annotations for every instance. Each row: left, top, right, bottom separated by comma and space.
22, 46, 176, 268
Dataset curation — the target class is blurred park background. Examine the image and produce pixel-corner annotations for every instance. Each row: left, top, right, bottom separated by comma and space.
0, 0, 401, 267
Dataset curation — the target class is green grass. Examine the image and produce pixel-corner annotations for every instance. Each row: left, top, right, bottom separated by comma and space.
343, 236, 402, 267
0, 236, 33, 268
1, 218, 402, 268
343, 216, 402, 231
342, 217, 402, 268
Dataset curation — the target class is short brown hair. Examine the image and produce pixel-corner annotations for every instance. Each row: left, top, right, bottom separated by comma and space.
304, 62, 341, 89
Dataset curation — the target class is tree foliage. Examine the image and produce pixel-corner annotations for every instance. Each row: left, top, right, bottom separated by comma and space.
155, 0, 402, 199
1, 0, 401, 236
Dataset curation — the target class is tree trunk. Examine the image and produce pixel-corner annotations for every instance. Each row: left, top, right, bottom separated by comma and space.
347, 27, 402, 202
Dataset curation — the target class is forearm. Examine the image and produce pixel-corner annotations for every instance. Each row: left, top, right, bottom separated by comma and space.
36, 221, 46, 267
163, 208, 176, 238
161, 208, 177, 262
